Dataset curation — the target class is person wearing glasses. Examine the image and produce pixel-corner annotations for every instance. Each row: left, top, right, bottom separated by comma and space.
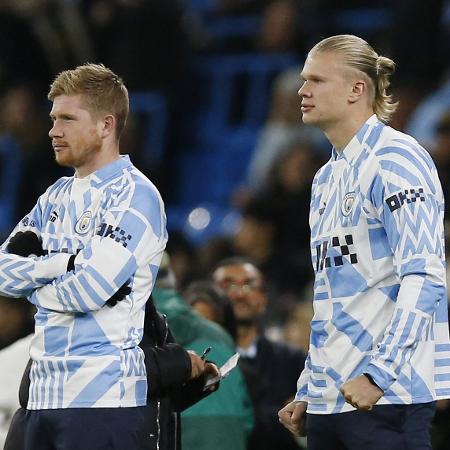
213, 257, 306, 450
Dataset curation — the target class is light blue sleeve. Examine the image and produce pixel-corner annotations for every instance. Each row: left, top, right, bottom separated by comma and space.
364, 141, 446, 391
0, 188, 71, 298
30, 179, 167, 313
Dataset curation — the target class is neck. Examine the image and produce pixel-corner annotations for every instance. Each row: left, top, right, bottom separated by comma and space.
325, 111, 373, 152
236, 324, 259, 349
75, 146, 121, 178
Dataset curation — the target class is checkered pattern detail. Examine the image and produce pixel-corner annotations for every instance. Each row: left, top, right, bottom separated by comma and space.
316, 234, 358, 271
97, 223, 132, 248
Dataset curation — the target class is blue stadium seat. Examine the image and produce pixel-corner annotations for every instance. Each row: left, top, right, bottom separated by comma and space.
129, 91, 168, 167
332, 7, 393, 35
174, 126, 258, 205
188, 53, 300, 145
206, 15, 261, 39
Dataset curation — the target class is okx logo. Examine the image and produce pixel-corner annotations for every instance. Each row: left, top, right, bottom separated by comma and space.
385, 188, 425, 212
97, 223, 132, 248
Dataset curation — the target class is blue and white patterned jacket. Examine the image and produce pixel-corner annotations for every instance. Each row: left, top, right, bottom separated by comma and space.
295, 115, 450, 414
0, 155, 167, 409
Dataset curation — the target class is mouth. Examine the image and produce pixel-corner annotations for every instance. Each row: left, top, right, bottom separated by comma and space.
301, 105, 314, 113
53, 144, 68, 152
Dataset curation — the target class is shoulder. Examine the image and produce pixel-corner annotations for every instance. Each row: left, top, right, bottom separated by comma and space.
106, 166, 166, 233
126, 168, 164, 209
373, 127, 435, 172
43, 176, 73, 199
370, 126, 439, 192
313, 159, 332, 185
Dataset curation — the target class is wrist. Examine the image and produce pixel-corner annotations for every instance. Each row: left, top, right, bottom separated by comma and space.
363, 373, 381, 390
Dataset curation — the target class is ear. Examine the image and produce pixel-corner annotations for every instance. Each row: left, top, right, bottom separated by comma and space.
348, 80, 366, 104
101, 114, 116, 139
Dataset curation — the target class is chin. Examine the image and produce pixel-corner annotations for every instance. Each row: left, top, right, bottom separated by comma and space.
54, 153, 73, 168
301, 113, 316, 125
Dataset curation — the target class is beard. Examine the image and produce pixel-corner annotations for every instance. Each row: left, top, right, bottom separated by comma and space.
236, 317, 258, 327
54, 135, 102, 170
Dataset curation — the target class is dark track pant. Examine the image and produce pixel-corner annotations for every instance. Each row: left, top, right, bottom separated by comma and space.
5, 406, 153, 450
306, 402, 436, 450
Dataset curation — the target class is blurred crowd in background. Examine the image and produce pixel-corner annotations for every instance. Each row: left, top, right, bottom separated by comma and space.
1, 0, 450, 448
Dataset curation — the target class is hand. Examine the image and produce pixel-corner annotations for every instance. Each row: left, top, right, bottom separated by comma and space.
187, 351, 207, 379
340, 375, 383, 410
278, 401, 307, 437
66, 251, 131, 307
106, 282, 131, 307
7, 231, 46, 257
186, 351, 220, 381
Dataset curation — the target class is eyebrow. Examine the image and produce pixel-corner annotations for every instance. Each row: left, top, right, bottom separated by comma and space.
50, 113, 77, 120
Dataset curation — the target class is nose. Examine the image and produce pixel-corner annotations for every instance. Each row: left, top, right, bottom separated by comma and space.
230, 286, 252, 304
298, 82, 306, 98
49, 121, 62, 139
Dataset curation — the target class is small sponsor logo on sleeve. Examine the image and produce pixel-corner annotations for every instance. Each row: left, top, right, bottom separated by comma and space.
96, 223, 132, 248
385, 188, 425, 212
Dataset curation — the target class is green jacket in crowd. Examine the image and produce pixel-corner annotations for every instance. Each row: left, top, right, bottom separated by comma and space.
152, 288, 254, 450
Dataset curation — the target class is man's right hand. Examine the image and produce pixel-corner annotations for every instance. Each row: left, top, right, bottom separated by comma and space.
278, 400, 307, 437
7, 231, 47, 257
187, 350, 220, 381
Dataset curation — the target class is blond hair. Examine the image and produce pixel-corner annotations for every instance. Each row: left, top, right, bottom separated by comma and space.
48, 63, 129, 139
309, 35, 398, 123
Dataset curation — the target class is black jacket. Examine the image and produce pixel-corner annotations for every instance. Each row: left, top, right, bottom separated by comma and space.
239, 336, 306, 450
141, 300, 212, 450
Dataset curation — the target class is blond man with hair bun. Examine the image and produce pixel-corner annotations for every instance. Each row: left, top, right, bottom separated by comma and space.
278, 34, 450, 450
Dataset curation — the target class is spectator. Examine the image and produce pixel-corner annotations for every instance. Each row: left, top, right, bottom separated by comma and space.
183, 279, 238, 341
152, 256, 254, 450
213, 257, 306, 450
0, 84, 70, 223
245, 67, 327, 193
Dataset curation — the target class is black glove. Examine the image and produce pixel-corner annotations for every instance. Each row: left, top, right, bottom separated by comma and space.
67, 254, 131, 308
106, 282, 131, 307
7, 231, 47, 257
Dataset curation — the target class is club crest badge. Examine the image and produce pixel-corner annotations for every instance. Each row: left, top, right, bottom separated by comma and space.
75, 211, 92, 235
341, 192, 356, 217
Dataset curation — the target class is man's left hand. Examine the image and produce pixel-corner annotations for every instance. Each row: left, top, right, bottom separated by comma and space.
340, 375, 383, 410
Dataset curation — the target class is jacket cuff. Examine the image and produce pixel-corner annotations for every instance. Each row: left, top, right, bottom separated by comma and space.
364, 362, 396, 392
155, 343, 192, 388
294, 385, 308, 402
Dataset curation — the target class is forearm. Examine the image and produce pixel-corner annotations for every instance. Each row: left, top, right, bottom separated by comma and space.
29, 243, 137, 312
0, 252, 71, 298
366, 269, 445, 390
294, 354, 312, 402
142, 342, 192, 398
